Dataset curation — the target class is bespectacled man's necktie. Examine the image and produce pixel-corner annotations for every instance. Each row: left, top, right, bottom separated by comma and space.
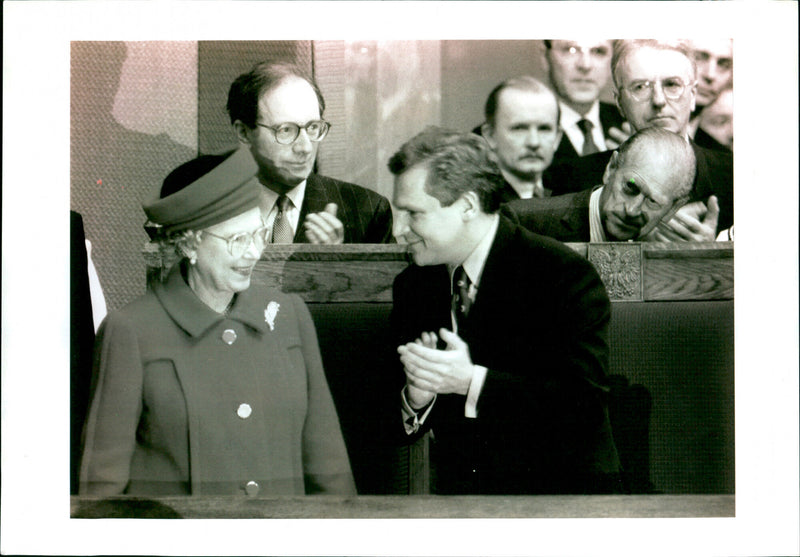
577, 118, 600, 156
451, 265, 472, 331
271, 195, 293, 244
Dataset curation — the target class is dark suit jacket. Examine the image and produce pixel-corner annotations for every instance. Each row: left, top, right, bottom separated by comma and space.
497, 177, 555, 204
694, 127, 731, 153
501, 188, 594, 243
295, 173, 394, 243
545, 141, 734, 232
551, 102, 625, 164
71, 211, 96, 495
391, 216, 621, 494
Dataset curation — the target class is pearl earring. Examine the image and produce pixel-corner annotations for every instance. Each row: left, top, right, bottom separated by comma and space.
190, 255, 197, 265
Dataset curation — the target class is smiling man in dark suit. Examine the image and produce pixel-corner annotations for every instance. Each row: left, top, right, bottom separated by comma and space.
227, 61, 394, 244
388, 128, 621, 495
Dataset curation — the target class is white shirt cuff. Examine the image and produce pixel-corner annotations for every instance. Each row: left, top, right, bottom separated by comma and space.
464, 365, 488, 418
401, 386, 437, 434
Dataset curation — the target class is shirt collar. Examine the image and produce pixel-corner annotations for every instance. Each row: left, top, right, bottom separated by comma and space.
589, 185, 607, 242
450, 214, 500, 289
259, 180, 307, 216
154, 262, 269, 337
500, 169, 545, 199
560, 99, 602, 130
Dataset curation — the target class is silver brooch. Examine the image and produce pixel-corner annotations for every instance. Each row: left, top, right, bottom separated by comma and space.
264, 301, 280, 331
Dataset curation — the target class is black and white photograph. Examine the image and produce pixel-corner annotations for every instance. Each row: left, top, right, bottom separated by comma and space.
2, 2, 798, 556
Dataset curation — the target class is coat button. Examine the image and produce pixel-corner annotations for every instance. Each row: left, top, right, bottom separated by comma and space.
245, 480, 260, 496
222, 329, 237, 345
237, 403, 252, 419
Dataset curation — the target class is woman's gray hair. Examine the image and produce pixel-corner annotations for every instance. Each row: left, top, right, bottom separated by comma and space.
158, 229, 203, 261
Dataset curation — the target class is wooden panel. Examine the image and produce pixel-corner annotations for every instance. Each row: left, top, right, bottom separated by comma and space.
71, 494, 734, 518
643, 242, 734, 301
145, 242, 733, 303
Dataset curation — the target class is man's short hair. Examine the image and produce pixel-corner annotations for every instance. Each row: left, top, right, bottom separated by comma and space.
482, 75, 560, 129
613, 127, 696, 199
226, 61, 326, 129
388, 127, 506, 214
611, 39, 697, 89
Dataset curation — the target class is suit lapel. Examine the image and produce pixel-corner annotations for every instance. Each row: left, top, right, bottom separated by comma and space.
460, 217, 516, 339
296, 174, 328, 242
554, 134, 579, 160
557, 188, 592, 241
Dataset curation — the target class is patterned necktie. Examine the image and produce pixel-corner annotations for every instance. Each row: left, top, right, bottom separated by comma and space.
451, 266, 472, 331
271, 195, 293, 244
577, 118, 600, 156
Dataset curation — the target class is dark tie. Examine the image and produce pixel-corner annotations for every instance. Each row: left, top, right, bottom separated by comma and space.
577, 119, 600, 156
451, 266, 472, 331
271, 195, 293, 244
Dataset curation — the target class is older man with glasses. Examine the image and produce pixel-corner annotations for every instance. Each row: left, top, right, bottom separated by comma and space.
224, 61, 394, 244
545, 39, 733, 241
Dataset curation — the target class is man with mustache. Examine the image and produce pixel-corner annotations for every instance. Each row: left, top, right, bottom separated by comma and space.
226, 61, 394, 244
545, 40, 732, 240
543, 39, 628, 162
480, 76, 563, 202
501, 127, 699, 243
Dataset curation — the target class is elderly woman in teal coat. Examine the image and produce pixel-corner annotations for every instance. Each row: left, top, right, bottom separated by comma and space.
80, 148, 355, 496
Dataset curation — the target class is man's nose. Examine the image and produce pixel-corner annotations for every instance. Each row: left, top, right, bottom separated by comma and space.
292, 128, 313, 152
393, 211, 409, 239
576, 49, 592, 70
651, 82, 667, 106
704, 59, 720, 82
524, 129, 541, 147
624, 194, 645, 216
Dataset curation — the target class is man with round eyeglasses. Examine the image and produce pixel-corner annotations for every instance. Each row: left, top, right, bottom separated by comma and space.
225, 61, 394, 244
545, 40, 733, 240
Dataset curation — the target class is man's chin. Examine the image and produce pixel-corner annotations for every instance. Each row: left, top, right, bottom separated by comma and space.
607, 221, 639, 241
509, 164, 546, 180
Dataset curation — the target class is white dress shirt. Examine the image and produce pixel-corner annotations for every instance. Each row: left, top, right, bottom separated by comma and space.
402, 215, 500, 432
588, 186, 608, 242
560, 101, 607, 155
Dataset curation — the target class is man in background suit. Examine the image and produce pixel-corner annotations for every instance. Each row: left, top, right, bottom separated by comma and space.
689, 39, 733, 152
389, 128, 621, 494
543, 40, 627, 162
227, 62, 394, 244
480, 76, 562, 202
545, 39, 733, 238
502, 128, 703, 242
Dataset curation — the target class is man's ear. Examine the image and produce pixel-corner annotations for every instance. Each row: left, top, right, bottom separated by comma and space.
687, 82, 697, 113
232, 120, 252, 146
602, 151, 619, 185
613, 89, 623, 115
481, 123, 496, 149
460, 191, 481, 221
